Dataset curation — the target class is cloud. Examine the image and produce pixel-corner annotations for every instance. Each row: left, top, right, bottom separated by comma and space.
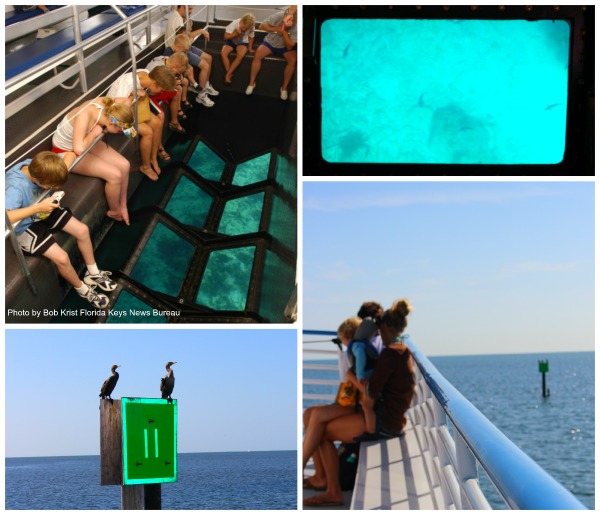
304, 186, 559, 212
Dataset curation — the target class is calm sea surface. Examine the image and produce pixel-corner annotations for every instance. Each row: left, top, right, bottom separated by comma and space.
304, 351, 594, 509
5, 451, 296, 510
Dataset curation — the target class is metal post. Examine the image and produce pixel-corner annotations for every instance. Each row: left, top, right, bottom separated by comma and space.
111, 5, 140, 153
71, 5, 88, 92
5, 212, 37, 295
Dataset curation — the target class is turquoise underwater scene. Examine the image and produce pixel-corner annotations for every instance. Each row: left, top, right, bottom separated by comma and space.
321, 19, 570, 164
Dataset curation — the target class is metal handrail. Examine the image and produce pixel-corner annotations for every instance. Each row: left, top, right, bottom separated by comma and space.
6, 6, 168, 95
406, 341, 587, 510
302, 330, 587, 510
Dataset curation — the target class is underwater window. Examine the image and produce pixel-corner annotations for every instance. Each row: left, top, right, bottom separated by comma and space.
195, 246, 256, 311
165, 176, 213, 228
321, 19, 570, 165
130, 223, 195, 297
218, 193, 265, 236
188, 140, 226, 181
232, 153, 271, 186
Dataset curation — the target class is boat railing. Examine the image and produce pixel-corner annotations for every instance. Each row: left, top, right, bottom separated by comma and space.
302, 330, 587, 510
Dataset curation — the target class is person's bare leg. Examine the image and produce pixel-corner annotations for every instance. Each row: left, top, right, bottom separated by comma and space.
43, 243, 83, 287
248, 44, 271, 88
281, 50, 297, 93
226, 46, 247, 82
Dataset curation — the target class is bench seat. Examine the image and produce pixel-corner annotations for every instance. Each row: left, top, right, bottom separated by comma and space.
6, 7, 147, 80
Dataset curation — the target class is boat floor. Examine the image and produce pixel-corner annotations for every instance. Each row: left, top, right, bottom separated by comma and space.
303, 413, 445, 510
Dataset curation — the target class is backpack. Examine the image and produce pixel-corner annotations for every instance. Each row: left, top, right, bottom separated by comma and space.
338, 442, 360, 491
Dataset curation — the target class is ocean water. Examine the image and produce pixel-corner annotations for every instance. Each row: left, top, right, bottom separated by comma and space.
321, 19, 569, 164
303, 352, 594, 509
5, 451, 297, 510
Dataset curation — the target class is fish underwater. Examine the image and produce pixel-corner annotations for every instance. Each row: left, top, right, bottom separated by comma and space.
427, 104, 495, 164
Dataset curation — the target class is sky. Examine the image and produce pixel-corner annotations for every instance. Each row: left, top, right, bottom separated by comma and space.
5, 329, 297, 458
303, 181, 594, 357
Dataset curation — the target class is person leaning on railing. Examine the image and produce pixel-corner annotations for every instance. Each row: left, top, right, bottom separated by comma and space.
303, 299, 416, 508
5, 151, 117, 309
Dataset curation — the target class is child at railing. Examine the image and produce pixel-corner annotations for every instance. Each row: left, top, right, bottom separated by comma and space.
147, 52, 190, 134
6, 151, 117, 309
165, 34, 218, 107
221, 13, 256, 84
52, 97, 134, 224
107, 66, 176, 181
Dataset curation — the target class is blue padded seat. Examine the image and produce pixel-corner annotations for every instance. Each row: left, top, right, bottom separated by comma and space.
6, 12, 120, 80
5, 6, 63, 26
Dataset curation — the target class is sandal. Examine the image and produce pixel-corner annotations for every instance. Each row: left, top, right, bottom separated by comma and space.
177, 110, 187, 120
181, 100, 193, 109
158, 148, 171, 161
169, 122, 186, 134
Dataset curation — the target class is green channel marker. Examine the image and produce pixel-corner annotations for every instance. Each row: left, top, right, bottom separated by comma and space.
122, 398, 177, 485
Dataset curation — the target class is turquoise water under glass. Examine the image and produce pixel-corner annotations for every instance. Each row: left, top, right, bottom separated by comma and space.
321, 19, 570, 164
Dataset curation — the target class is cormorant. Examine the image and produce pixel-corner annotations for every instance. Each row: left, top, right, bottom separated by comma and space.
100, 365, 120, 402
160, 361, 177, 403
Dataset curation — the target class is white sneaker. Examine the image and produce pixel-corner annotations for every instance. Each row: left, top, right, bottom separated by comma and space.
78, 285, 109, 309
195, 92, 215, 107
245, 84, 255, 96
204, 82, 219, 96
280, 88, 288, 101
290, 91, 297, 102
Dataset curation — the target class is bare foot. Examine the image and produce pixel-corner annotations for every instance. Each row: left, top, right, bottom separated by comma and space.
303, 494, 343, 507
139, 165, 159, 181
303, 476, 326, 490
107, 210, 123, 222
121, 207, 130, 226
151, 160, 162, 176
225, 74, 233, 83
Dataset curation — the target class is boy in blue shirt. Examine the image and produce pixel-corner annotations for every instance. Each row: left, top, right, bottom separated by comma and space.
6, 151, 116, 309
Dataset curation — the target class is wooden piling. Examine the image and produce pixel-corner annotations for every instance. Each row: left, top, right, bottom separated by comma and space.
122, 484, 162, 510
100, 399, 122, 485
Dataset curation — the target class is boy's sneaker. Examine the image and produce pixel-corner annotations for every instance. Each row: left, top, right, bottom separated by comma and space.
195, 92, 215, 107
188, 83, 201, 94
84, 270, 117, 291
204, 82, 219, 96
78, 285, 110, 309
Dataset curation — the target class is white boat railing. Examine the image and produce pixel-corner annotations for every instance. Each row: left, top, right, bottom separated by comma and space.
303, 330, 587, 510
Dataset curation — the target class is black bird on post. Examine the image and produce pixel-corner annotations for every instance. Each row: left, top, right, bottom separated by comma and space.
100, 365, 120, 402
160, 362, 177, 403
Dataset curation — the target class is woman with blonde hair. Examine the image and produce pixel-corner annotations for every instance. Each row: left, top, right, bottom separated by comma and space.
52, 97, 134, 225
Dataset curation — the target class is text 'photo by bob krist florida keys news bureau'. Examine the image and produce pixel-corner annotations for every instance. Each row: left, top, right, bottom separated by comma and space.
303, 181, 594, 510
6, 5, 298, 325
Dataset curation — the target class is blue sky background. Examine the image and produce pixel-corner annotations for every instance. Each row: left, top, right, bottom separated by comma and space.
303, 181, 594, 357
5, 329, 297, 457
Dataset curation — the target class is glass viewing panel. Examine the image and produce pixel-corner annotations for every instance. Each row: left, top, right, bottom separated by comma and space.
218, 193, 264, 236
188, 141, 226, 181
321, 19, 570, 165
130, 223, 195, 297
196, 246, 256, 311
166, 176, 213, 228
232, 153, 271, 186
